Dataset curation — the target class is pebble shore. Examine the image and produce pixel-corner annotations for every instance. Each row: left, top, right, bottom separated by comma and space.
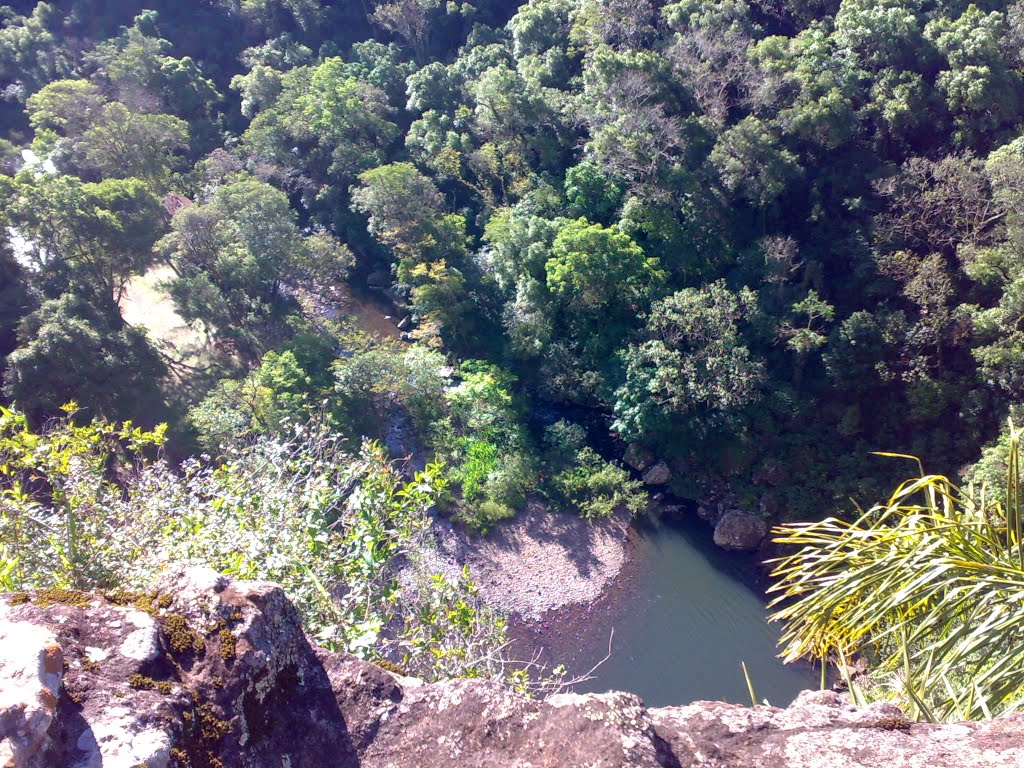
419, 498, 633, 620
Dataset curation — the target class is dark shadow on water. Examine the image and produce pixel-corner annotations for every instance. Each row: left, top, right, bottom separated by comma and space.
633, 509, 773, 595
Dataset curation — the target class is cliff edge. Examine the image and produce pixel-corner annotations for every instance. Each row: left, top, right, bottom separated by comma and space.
1, 568, 1021, 768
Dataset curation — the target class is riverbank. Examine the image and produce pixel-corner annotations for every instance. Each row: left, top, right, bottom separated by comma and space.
417, 502, 818, 706
420, 498, 633, 620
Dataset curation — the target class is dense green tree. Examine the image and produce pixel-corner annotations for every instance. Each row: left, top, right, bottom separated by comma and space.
543, 218, 665, 386
159, 177, 347, 351
508, 0, 578, 89
351, 163, 472, 336
85, 12, 220, 119
78, 103, 189, 185
962, 138, 1024, 397
237, 53, 401, 198
710, 116, 802, 207
832, 0, 926, 72
613, 281, 765, 441
25, 79, 105, 134
3, 174, 164, 304
26, 79, 189, 185
546, 218, 664, 323
3, 293, 165, 421
926, 5, 1022, 143
298, 57, 400, 178
0, 242, 32, 375
189, 349, 315, 449
0, 3, 71, 103
564, 159, 624, 221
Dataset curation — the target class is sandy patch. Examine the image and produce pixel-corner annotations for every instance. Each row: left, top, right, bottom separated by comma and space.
120, 264, 216, 367
422, 499, 632, 621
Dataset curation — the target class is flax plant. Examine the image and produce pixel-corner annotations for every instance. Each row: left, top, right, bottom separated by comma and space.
769, 421, 1024, 721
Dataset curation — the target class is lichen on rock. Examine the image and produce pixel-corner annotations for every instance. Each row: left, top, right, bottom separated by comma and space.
2, 570, 1024, 768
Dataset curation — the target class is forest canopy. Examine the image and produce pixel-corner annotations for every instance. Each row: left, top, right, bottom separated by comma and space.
3, 0, 1024, 704
2, 0, 1024, 518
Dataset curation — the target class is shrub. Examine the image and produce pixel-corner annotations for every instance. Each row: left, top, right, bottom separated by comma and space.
546, 446, 647, 520
0, 405, 514, 683
770, 423, 1024, 721
542, 419, 587, 467
455, 438, 501, 503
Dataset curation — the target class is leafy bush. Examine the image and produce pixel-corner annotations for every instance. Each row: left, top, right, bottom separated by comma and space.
454, 437, 500, 503
771, 423, 1024, 721
464, 500, 517, 532
189, 349, 315, 450
485, 453, 535, 511
333, 342, 449, 439
449, 439, 535, 533
542, 419, 587, 465
0, 403, 167, 590
432, 361, 540, 531
546, 446, 647, 521
0, 405, 514, 683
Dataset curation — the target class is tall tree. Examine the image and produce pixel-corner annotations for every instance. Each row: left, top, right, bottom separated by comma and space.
3, 174, 164, 305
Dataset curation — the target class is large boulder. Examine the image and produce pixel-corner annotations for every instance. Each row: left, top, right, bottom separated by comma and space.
3, 570, 1024, 768
622, 444, 654, 472
0, 572, 356, 768
713, 511, 769, 551
641, 461, 671, 485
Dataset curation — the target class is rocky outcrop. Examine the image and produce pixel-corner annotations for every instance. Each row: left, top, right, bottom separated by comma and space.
3, 571, 1024, 768
0, 620, 62, 766
713, 511, 769, 551
651, 689, 1024, 768
642, 461, 672, 486
623, 444, 654, 472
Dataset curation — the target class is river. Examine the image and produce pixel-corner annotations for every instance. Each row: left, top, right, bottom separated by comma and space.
510, 510, 819, 708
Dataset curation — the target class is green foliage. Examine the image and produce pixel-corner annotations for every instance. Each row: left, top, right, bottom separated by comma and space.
85, 12, 221, 120
564, 160, 624, 222
7, 0, 1024, 605
4, 294, 165, 422
333, 342, 449, 438
0, 405, 512, 683
4, 173, 164, 303
351, 162, 458, 270
546, 444, 647, 521
542, 419, 647, 521
456, 438, 500, 503
298, 57, 400, 177
0, 3, 72, 101
710, 116, 802, 207
189, 349, 315, 450
614, 281, 765, 441
159, 176, 348, 352
26, 79, 190, 186
433, 362, 539, 532
547, 218, 665, 320
771, 425, 1024, 721
0, 404, 166, 589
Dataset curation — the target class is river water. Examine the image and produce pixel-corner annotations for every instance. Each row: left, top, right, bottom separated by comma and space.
511, 511, 819, 708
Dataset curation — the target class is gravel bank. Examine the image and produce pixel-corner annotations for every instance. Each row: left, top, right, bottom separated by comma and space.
419, 498, 633, 621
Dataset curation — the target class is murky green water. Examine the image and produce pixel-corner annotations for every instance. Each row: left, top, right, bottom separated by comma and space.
514, 512, 819, 708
